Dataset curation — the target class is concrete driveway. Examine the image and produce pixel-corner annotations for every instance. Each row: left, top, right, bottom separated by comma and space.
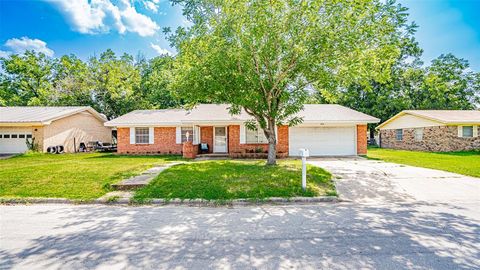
308, 157, 480, 205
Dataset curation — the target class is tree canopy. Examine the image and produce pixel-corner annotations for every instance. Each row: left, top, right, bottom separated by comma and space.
0, 50, 179, 119
169, 0, 415, 164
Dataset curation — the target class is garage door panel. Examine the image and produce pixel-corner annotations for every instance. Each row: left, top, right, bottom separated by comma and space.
0, 131, 31, 153
289, 127, 355, 156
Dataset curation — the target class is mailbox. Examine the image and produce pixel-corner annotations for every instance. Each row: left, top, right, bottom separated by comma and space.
299, 148, 310, 158
299, 148, 309, 191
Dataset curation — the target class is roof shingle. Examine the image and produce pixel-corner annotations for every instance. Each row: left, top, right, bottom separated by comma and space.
105, 104, 379, 126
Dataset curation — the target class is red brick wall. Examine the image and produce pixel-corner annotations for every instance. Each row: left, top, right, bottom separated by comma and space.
200, 126, 213, 153
117, 127, 183, 154
356, 125, 367, 155
228, 125, 289, 154
182, 141, 198, 159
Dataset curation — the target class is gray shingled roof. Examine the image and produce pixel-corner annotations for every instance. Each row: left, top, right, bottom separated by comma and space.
105, 104, 379, 126
377, 109, 480, 129
404, 110, 480, 123
0, 106, 107, 124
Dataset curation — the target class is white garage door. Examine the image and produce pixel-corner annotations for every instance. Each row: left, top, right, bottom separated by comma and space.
289, 126, 356, 156
0, 132, 32, 153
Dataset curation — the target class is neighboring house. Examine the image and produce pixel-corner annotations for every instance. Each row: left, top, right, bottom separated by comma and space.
0, 106, 112, 154
104, 104, 379, 157
377, 110, 480, 152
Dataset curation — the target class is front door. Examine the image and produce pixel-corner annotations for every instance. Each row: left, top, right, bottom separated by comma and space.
214, 127, 227, 153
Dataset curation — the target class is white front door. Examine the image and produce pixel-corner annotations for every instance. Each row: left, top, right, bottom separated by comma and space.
214, 127, 227, 153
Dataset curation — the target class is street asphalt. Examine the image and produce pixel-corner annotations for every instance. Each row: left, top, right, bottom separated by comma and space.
1, 158, 479, 269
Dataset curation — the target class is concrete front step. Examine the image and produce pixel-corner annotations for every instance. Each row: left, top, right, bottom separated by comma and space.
195, 153, 230, 160
111, 162, 183, 191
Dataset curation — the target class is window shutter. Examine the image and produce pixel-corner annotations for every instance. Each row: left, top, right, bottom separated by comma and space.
457, 126, 463, 137
130, 128, 135, 144
176, 127, 182, 144
473, 125, 478, 138
148, 127, 154, 144
193, 126, 200, 144
239, 124, 246, 144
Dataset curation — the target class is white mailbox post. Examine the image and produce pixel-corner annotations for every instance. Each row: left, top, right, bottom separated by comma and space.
299, 148, 310, 192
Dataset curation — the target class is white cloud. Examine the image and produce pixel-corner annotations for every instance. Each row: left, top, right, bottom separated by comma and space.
50, 0, 159, 37
150, 43, 173, 56
0, 50, 10, 58
4, 37, 54, 57
143, 0, 158, 13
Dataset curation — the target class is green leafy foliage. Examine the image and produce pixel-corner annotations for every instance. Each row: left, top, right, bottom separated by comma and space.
169, 0, 413, 164
0, 50, 180, 119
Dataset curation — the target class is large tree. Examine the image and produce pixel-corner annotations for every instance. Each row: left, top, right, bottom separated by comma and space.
407, 53, 479, 110
169, 0, 414, 164
0, 51, 55, 105
88, 49, 142, 119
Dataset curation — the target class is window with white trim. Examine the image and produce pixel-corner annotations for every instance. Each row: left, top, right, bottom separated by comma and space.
181, 127, 194, 143
135, 127, 149, 144
395, 129, 403, 141
414, 128, 423, 141
245, 126, 268, 144
462, 126, 473, 138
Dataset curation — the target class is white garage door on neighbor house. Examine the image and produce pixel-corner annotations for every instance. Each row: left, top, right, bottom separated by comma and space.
0, 132, 32, 153
289, 126, 356, 156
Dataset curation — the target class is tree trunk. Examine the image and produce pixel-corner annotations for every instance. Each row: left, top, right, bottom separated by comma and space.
266, 119, 277, 165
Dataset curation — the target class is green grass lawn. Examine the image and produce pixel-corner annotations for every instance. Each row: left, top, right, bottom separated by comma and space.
0, 153, 180, 200
368, 147, 480, 178
134, 160, 335, 202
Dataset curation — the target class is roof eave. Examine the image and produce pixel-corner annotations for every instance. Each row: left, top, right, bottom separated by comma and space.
0, 122, 47, 127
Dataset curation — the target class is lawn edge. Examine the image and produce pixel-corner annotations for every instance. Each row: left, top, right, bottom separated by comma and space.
0, 196, 342, 206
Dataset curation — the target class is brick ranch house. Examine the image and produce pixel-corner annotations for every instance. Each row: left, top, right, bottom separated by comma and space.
105, 104, 379, 158
377, 110, 480, 152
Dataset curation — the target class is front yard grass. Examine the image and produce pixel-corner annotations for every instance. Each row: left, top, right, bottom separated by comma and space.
368, 147, 480, 178
0, 153, 180, 200
134, 160, 335, 202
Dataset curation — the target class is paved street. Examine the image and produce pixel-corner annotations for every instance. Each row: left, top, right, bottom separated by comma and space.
1, 158, 480, 269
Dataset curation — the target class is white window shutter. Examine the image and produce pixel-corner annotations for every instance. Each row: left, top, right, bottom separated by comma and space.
130, 128, 135, 144
176, 127, 182, 144
193, 126, 200, 144
457, 126, 463, 137
239, 124, 246, 144
148, 127, 154, 144
473, 125, 478, 137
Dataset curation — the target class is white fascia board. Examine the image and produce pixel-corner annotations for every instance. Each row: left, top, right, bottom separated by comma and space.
297, 121, 376, 126
0, 122, 47, 127
180, 120, 246, 126
104, 122, 181, 127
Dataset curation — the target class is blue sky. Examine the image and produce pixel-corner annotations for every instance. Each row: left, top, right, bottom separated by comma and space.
0, 0, 479, 70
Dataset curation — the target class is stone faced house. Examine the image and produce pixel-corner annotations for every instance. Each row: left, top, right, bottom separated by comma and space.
104, 104, 379, 158
377, 110, 480, 152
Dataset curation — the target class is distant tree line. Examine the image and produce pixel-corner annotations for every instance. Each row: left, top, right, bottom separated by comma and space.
0, 49, 180, 119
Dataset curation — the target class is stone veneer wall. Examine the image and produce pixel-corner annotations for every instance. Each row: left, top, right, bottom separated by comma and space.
380, 126, 480, 152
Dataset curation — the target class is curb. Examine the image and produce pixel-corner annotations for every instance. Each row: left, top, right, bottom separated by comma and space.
0, 196, 341, 206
